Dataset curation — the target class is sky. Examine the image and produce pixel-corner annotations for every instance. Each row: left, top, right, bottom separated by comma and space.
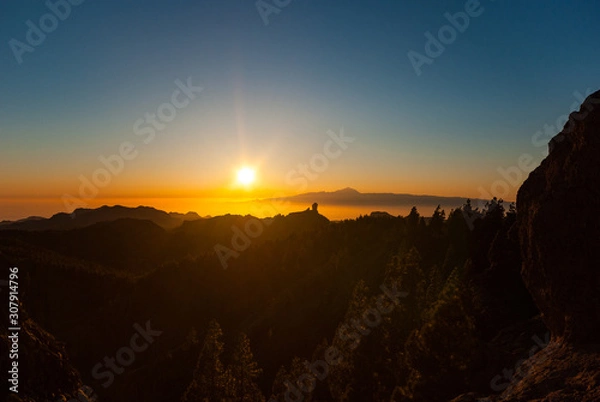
1, 0, 599, 220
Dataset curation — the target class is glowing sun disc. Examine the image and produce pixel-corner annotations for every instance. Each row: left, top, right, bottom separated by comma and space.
236, 167, 256, 186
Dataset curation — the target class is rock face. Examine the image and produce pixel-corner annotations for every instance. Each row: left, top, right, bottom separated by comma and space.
517, 89, 600, 345
496, 342, 600, 402
0, 306, 88, 402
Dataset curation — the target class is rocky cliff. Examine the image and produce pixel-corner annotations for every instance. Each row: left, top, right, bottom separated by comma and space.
494, 89, 600, 400
517, 89, 600, 345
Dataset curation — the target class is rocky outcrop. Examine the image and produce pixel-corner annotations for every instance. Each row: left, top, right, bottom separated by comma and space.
496, 342, 600, 402
0, 305, 90, 402
451, 342, 600, 402
517, 89, 600, 345
449, 90, 600, 402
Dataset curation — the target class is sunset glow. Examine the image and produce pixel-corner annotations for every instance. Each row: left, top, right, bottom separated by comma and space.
1, 2, 598, 222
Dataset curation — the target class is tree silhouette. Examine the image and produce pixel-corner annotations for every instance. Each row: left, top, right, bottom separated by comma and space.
398, 247, 426, 317
181, 320, 230, 402
328, 280, 371, 401
429, 205, 445, 235
228, 332, 264, 401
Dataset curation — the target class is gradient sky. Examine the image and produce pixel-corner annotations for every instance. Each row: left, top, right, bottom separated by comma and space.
1, 0, 599, 219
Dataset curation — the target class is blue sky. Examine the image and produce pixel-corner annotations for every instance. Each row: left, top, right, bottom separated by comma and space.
1, 0, 599, 218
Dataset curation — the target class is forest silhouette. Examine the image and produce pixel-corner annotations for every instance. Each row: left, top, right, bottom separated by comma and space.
1, 198, 542, 401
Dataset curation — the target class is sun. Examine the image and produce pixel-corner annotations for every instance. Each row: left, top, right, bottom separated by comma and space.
236, 167, 256, 187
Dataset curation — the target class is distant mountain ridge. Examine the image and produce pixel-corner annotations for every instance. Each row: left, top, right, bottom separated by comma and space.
0, 205, 202, 231
265, 187, 493, 208
1, 189, 497, 231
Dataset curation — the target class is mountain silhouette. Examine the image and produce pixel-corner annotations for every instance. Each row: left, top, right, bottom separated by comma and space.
0, 205, 202, 231
266, 188, 492, 209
